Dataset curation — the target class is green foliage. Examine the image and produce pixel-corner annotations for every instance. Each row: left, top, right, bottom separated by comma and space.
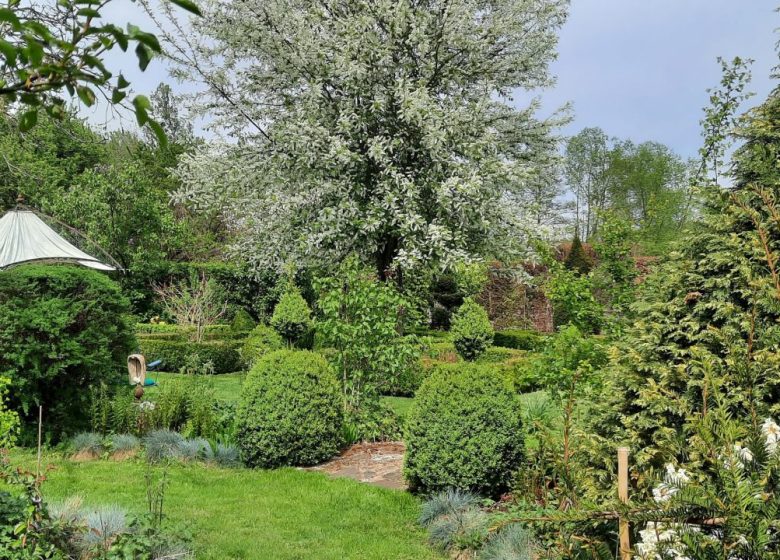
428, 265, 487, 330
404, 363, 524, 497
493, 329, 544, 351
629, 405, 780, 560
525, 326, 607, 400
591, 212, 637, 315
239, 324, 285, 368
0, 377, 19, 449
564, 235, 592, 274
137, 338, 242, 374
450, 297, 494, 361
0, 0, 192, 141
270, 287, 313, 346
342, 400, 402, 444
230, 308, 256, 334
89, 379, 226, 439
0, 265, 134, 438
545, 264, 603, 333
316, 257, 420, 409
237, 350, 343, 468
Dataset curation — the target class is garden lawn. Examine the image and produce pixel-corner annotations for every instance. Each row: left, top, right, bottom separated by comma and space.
150, 373, 416, 421
9, 451, 440, 560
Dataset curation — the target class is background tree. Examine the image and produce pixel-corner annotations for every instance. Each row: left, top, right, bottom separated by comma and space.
0, 0, 200, 139
563, 127, 695, 253
162, 0, 569, 279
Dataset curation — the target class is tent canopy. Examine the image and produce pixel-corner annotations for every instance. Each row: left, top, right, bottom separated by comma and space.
0, 210, 117, 271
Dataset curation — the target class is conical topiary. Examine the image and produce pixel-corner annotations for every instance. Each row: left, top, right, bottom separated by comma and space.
564, 234, 592, 274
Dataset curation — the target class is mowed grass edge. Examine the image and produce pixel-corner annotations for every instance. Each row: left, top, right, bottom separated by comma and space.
7, 450, 441, 560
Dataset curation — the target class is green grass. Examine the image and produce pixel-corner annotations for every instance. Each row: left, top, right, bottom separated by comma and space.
149, 373, 415, 422
382, 396, 415, 421
146, 371, 246, 402
9, 450, 440, 560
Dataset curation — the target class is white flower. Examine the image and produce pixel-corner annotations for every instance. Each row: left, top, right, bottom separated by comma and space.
665, 464, 690, 485
735, 443, 753, 464
653, 483, 677, 503
762, 418, 780, 454
139, 401, 156, 412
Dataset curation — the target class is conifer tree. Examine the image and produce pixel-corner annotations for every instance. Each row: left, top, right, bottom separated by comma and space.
593, 81, 780, 473
564, 234, 593, 275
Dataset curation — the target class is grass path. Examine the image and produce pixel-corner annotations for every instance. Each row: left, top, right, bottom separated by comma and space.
10, 451, 440, 560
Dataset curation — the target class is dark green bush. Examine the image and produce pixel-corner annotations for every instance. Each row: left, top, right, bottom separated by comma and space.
450, 298, 494, 361
564, 234, 593, 274
237, 350, 343, 468
0, 265, 134, 437
493, 329, 544, 351
239, 324, 285, 367
137, 339, 241, 374
404, 363, 524, 497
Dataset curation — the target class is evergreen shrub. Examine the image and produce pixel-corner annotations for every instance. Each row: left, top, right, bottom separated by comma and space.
404, 363, 524, 497
0, 265, 134, 437
237, 350, 343, 467
450, 298, 494, 361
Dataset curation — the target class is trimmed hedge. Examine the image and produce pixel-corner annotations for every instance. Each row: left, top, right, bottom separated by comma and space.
240, 324, 285, 367
493, 329, 544, 351
237, 350, 343, 467
135, 323, 240, 341
137, 339, 242, 374
451, 298, 494, 361
404, 363, 524, 497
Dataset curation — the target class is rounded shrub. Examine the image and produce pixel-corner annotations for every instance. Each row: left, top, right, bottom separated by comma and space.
404, 363, 524, 497
237, 349, 343, 468
240, 324, 285, 367
0, 265, 134, 438
450, 297, 494, 361
270, 288, 312, 345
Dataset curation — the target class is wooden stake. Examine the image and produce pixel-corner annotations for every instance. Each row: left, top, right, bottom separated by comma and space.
618, 447, 630, 560
36, 405, 43, 478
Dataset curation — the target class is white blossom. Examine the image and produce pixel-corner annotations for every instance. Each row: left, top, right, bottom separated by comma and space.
151, 0, 569, 274
762, 418, 780, 454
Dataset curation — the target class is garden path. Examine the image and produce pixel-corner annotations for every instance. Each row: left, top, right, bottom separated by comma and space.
306, 442, 406, 490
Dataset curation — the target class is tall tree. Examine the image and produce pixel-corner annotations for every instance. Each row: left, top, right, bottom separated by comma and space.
564, 127, 610, 239
159, 0, 569, 279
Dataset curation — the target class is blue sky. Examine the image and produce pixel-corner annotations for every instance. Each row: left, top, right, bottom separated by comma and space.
90, 0, 779, 158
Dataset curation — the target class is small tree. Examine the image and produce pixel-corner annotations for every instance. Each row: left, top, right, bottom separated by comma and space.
564, 234, 593, 275
316, 256, 419, 410
451, 298, 494, 361
153, 273, 226, 342
270, 287, 313, 347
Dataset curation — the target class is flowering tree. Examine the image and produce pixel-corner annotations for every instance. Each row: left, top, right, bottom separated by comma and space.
154, 0, 569, 278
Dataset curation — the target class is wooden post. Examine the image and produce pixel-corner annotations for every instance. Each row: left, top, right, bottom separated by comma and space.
36, 405, 43, 478
618, 447, 630, 560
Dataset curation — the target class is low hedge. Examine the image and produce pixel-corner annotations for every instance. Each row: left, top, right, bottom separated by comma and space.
137, 339, 242, 374
136, 323, 240, 341
493, 329, 544, 351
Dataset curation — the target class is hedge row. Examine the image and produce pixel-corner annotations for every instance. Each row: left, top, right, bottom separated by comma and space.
136, 323, 243, 341
492, 329, 544, 351
137, 339, 243, 374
